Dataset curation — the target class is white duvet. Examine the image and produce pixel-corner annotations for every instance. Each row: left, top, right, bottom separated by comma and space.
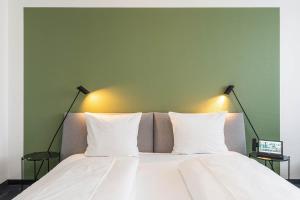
14, 155, 138, 200
15, 152, 300, 200
179, 152, 300, 200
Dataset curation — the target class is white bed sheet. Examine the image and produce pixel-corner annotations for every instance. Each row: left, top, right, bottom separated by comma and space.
179, 152, 300, 200
14, 155, 138, 200
132, 153, 194, 200
15, 153, 195, 200
15, 152, 300, 200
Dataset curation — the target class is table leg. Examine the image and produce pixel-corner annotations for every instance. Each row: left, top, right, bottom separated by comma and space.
288, 159, 290, 180
21, 157, 24, 190
269, 160, 274, 171
34, 160, 37, 181
47, 159, 50, 172
264, 160, 267, 166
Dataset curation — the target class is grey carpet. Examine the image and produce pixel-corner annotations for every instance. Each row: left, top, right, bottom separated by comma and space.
0, 184, 30, 200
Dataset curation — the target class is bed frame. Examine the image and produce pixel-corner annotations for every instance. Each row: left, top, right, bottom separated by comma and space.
61, 113, 246, 160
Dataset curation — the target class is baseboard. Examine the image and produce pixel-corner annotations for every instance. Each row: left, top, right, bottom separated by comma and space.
0, 179, 35, 186
287, 179, 300, 184
0, 180, 8, 190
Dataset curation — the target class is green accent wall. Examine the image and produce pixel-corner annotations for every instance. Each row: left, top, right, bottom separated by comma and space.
24, 8, 279, 178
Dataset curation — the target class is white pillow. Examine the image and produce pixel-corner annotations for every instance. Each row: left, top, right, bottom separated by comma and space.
84, 112, 142, 156
169, 112, 228, 154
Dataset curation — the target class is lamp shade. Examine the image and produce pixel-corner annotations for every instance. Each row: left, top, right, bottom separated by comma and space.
224, 85, 234, 95
77, 85, 90, 95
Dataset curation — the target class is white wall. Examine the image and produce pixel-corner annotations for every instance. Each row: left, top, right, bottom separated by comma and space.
280, 0, 300, 179
7, 0, 24, 180
5, 0, 300, 179
0, 0, 9, 183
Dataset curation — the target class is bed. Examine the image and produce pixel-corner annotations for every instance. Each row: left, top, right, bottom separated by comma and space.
14, 113, 300, 200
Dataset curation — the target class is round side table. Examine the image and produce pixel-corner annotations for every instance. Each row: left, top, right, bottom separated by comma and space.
21, 151, 60, 181
249, 151, 290, 179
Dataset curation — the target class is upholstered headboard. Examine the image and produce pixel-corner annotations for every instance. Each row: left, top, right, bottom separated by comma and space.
61, 112, 246, 160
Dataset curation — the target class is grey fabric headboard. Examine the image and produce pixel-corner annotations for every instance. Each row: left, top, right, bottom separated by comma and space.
61, 112, 246, 160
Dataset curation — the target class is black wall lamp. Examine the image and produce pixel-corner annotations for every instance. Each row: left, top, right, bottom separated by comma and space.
47, 85, 90, 152
224, 85, 260, 151
35, 85, 90, 177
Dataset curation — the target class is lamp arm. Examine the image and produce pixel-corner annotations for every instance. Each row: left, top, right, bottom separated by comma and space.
35, 90, 81, 179
47, 89, 81, 152
232, 89, 260, 140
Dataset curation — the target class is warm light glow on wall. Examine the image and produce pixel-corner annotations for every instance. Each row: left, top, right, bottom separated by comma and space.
196, 95, 230, 112
80, 89, 230, 113
80, 88, 127, 113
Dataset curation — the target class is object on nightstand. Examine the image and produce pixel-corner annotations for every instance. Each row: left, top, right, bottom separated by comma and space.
257, 139, 283, 159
